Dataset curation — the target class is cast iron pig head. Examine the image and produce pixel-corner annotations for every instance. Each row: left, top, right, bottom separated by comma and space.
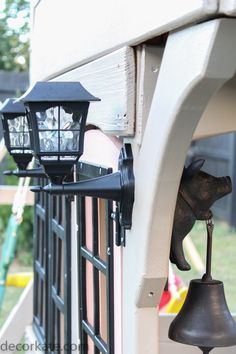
170, 159, 232, 271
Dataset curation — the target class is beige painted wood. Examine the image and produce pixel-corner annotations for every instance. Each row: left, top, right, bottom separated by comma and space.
0, 186, 34, 206
194, 75, 236, 139
159, 314, 236, 353
136, 46, 164, 145
0, 280, 33, 354
52, 47, 135, 136
122, 18, 236, 354
30, 0, 218, 81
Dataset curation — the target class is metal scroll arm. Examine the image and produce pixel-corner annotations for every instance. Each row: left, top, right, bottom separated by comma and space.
31, 144, 135, 229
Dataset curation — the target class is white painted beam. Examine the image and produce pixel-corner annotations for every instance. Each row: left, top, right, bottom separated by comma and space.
122, 18, 236, 354
30, 0, 219, 81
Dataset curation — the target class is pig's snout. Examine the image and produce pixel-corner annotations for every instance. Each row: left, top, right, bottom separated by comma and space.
217, 176, 232, 195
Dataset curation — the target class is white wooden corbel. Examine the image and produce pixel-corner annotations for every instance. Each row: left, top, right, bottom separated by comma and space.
122, 18, 236, 354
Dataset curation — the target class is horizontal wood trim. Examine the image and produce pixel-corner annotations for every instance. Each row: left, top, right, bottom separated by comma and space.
54, 47, 135, 136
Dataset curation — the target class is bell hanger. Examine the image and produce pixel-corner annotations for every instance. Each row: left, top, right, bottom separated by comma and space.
169, 218, 236, 353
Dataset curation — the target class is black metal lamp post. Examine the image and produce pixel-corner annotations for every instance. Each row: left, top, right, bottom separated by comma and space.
0, 98, 32, 170
18, 81, 100, 184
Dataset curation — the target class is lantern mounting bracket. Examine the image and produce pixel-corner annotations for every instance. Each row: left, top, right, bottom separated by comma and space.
31, 144, 135, 229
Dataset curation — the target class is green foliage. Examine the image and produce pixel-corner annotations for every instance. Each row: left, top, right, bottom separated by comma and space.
16, 206, 33, 265
175, 220, 236, 313
0, 0, 30, 71
0, 154, 18, 186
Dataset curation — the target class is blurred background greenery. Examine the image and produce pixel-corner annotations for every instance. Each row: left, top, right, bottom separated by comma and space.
0, 154, 33, 267
0, 0, 31, 329
175, 219, 236, 313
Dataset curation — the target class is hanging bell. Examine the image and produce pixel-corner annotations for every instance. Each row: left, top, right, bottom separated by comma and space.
168, 278, 236, 353
168, 220, 236, 353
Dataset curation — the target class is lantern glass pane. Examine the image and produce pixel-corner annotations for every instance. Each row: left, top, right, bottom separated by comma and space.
8, 115, 31, 153
36, 106, 82, 155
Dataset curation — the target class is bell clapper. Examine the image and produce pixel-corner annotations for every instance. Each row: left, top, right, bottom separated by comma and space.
202, 219, 214, 282
199, 347, 213, 354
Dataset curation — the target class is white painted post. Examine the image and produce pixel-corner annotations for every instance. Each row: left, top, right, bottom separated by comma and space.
122, 18, 236, 354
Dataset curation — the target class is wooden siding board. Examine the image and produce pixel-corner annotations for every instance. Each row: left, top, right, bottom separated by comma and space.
53, 47, 135, 136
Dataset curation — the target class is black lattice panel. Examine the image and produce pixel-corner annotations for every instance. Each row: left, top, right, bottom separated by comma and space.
33, 177, 49, 344
33, 179, 71, 354
77, 163, 114, 354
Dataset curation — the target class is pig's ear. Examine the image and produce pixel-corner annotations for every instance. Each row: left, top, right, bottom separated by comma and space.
185, 159, 205, 177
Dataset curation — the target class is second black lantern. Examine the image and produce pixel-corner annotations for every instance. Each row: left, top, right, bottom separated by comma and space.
18, 81, 100, 184
0, 98, 32, 170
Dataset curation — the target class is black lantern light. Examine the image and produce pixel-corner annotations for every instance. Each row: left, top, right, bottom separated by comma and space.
19, 81, 100, 184
0, 98, 32, 170
23, 81, 135, 231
